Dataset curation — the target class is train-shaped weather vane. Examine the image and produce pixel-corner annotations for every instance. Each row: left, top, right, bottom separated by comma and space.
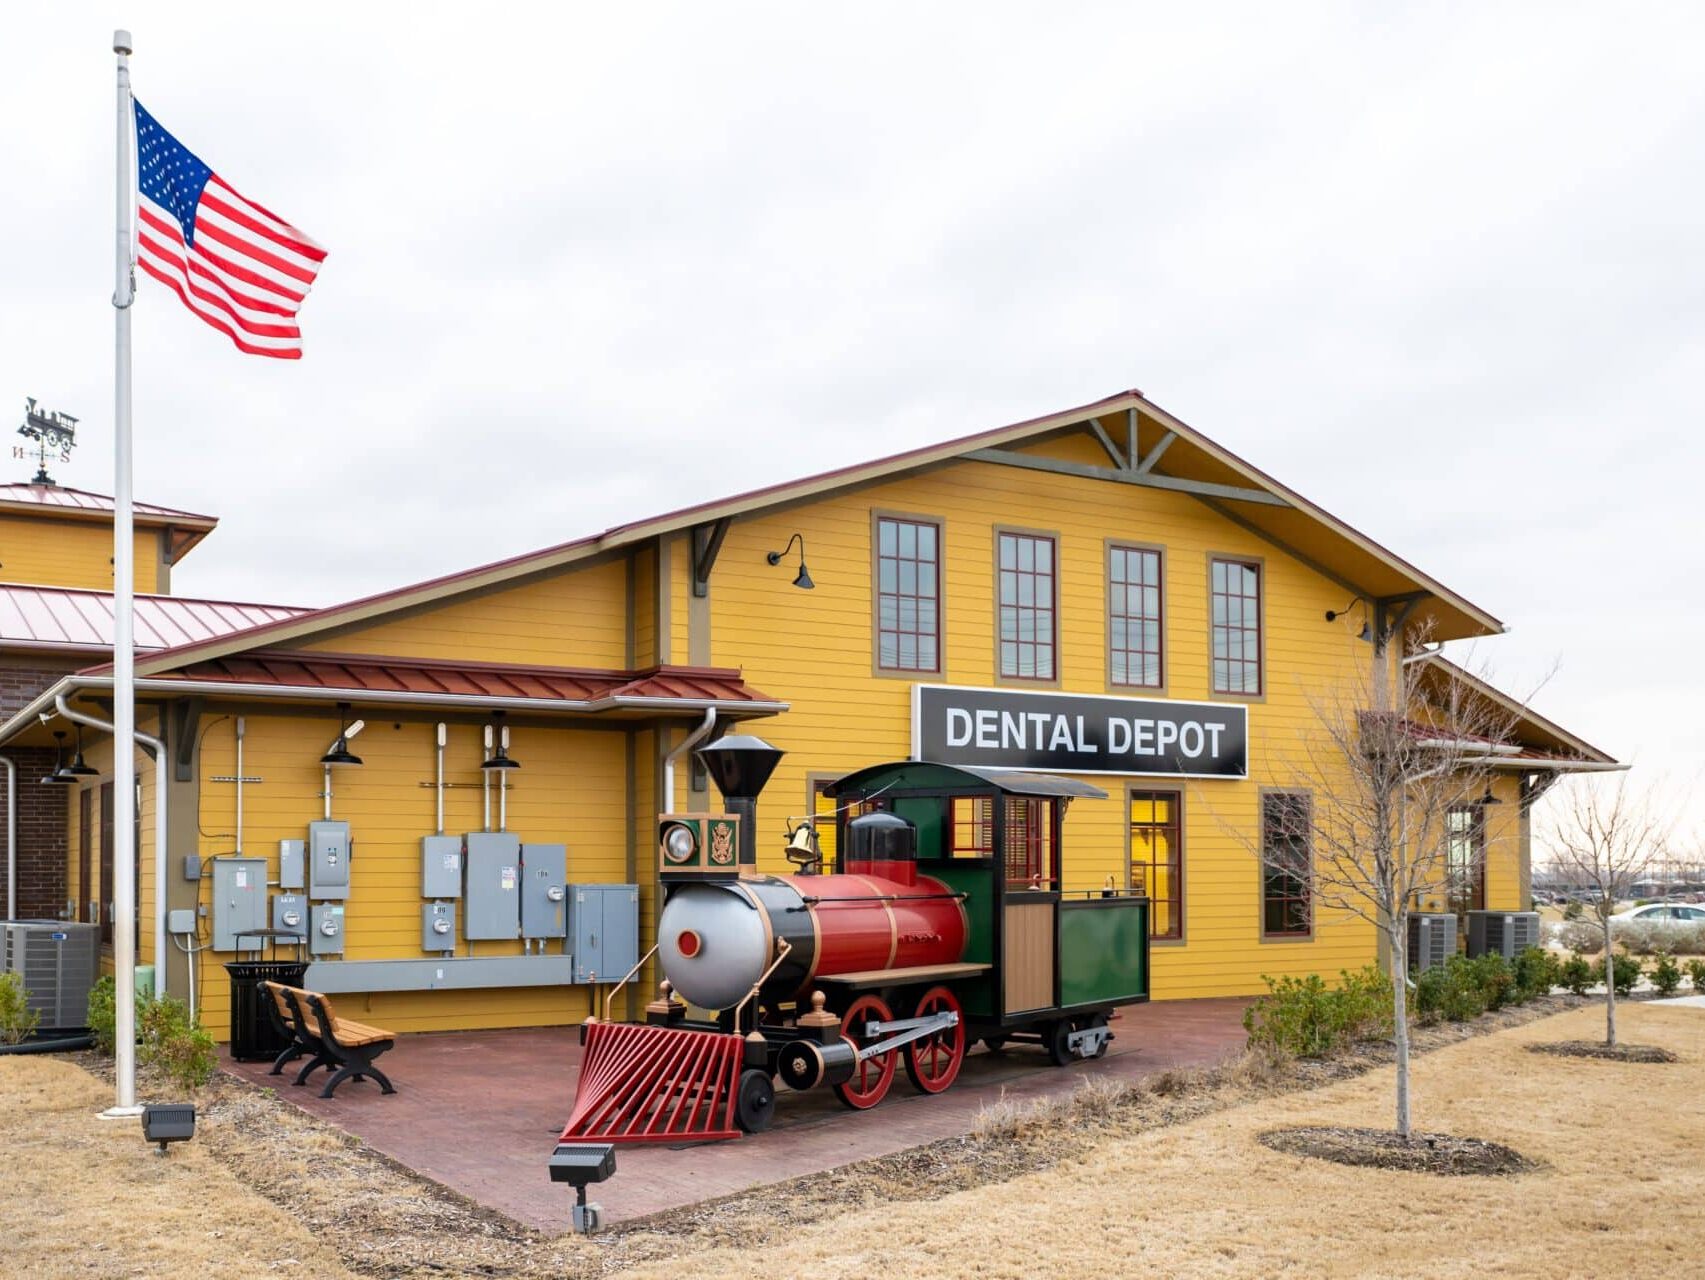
17, 397, 78, 485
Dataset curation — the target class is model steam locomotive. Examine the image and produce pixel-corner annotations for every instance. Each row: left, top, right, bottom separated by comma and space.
558, 734, 1150, 1144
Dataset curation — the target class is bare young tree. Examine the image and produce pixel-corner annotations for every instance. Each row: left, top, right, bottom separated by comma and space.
1250, 642, 1521, 1140
1541, 772, 1670, 1047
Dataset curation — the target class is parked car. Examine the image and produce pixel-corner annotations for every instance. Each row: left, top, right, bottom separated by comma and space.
1610, 903, 1705, 924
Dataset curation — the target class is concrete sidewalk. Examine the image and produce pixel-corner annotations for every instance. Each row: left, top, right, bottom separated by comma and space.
223, 996, 1250, 1230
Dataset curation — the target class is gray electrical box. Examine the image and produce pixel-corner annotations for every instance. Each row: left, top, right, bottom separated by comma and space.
464, 832, 522, 940
310, 903, 345, 956
167, 908, 196, 936
520, 843, 568, 939
279, 839, 305, 890
307, 821, 351, 899
211, 856, 268, 951
272, 893, 308, 942
422, 901, 457, 952
569, 883, 639, 985
421, 835, 463, 899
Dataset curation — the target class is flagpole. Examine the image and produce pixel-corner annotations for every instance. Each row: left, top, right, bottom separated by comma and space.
104, 27, 141, 1120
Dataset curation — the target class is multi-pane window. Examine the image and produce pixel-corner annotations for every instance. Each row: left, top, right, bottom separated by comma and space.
998, 532, 1056, 681
1261, 791, 1312, 937
876, 517, 941, 672
1130, 791, 1182, 939
1110, 545, 1163, 688
950, 796, 994, 858
1211, 558, 1262, 695
1445, 805, 1486, 917
1002, 797, 1055, 887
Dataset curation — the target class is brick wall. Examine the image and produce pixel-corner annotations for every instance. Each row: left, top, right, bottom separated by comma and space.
1, 659, 80, 920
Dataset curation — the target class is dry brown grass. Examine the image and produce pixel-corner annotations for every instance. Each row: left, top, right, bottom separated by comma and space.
0, 1055, 358, 1278
618, 1003, 1704, 1280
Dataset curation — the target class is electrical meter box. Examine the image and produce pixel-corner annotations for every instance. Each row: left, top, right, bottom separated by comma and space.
279, 839, 305, 890
464, 831, 522, 939
421, 835, 463, 899
307, 820, 351, 899
520, 843, 568, 939
272, 893, 308, 941
568, 883, 639, 984
211, 856, 268, 951
422, 901, 457, 952
310, 904, 345, 956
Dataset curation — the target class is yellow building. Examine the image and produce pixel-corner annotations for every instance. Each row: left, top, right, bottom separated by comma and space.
0, 389, 1616, 1039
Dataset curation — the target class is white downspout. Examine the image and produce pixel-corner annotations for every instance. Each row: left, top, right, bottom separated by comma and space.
56, 695, 168, 998
1, 755, 14, 920
234, 718, 245, 853
664, 710, 717, 813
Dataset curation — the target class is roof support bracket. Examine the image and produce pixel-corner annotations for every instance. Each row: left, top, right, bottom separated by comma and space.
964, 447, 1288, 506
1086, 418, 1126, 470
171, 696, 203, 783
1136, 429, 1176, 474
1519, 771, 1562, 810
691, 517, 731, 598
1373, 592, 1429, 656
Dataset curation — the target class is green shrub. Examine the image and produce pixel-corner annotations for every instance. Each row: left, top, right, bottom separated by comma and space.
1651, 952, 1683, 998
1612, 952, 1641, 997
1412, 956, 1488, 1023
1562, 900, 1584, 922
138, 995, 216, 1090
1559, 952, 1595, 996
1513, 947, 1559, 1000
1243, 966, 1393, 1058
1687, 958, 1705, 992
87, 975, 117, 1054
0, 971, 40, 1045
1470, 954, 1518, 1010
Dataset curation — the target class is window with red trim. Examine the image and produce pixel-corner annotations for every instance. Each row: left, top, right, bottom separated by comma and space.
1211, 558, 1262, 695
1002, 797, 1055, 887
1261, 791, 1312, 937
876, 517, 940, 672
998, 532, 1056, 680
1130, 790, 1182, 939
1110, 546, 1163, 688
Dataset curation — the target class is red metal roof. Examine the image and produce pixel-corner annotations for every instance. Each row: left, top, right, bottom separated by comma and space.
0, 483, 216, 524
0, 583, 306, 653
147, 650, 782, 713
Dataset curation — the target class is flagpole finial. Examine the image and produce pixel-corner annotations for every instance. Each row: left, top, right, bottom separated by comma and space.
114, 30, 132, 55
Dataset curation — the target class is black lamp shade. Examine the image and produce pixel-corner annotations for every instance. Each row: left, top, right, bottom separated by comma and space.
694, 734, 784, 801
792, 564, 815, 590
481, 750, 521, 771
320, 739, 363, 767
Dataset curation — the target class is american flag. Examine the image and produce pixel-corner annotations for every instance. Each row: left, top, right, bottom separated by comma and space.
134, 100, 325, 359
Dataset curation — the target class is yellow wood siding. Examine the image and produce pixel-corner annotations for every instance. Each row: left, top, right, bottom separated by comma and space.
706, 457, 1382, 998
0, 514, 162, 592
296, 556, 630, 667
631, 546, 657, 667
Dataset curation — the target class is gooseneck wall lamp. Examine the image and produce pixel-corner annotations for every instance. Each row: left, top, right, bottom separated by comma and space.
765, 533, 814, 590
1325, 595, 1372, 643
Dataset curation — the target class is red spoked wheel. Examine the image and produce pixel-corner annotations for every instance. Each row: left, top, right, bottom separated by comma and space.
903, 985, 966, 1095
833, 994, 897, 1110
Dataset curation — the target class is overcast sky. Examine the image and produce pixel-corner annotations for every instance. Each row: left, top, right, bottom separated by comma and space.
2, 5, 1701, 835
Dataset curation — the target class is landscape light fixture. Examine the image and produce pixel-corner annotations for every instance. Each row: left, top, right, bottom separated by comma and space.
64, 724, 100, 778
40, 730, 76, 785
482, 710, 520, 771
549, 1141, 616, 1234
765, 533, 814, 590
319, 702, 365, 767
140, 1103, 195, 1156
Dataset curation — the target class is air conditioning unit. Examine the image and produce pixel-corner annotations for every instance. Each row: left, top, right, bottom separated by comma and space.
1408, 912, 1457, 972
1466, 910, 1541, 959
1, 921, 101, 1031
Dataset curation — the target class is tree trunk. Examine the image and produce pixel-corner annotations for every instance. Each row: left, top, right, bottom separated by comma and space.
1601, 914, 1618, 1048
1392, 926, 1411, 1140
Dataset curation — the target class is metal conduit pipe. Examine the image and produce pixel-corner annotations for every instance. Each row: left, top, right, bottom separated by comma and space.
482, 724, 492, 832
235, 717, 246, 852
664, 709, 717, 814
54, 695, 167, 998
435, 723, 446, 834
2, 755, 15, 921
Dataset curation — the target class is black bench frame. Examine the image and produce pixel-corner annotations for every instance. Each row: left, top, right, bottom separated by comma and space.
264, 983, 332, 1085
304, 992, 398, 1099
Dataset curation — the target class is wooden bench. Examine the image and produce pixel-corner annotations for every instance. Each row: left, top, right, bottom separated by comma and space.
260, 981, 397, 1099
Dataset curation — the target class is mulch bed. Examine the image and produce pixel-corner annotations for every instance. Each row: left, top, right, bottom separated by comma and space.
1528, 1040, 1678, 1063
1258, 1125, 1537, 1176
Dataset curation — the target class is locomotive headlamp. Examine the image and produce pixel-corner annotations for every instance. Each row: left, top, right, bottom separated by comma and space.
662, 822, 698, 865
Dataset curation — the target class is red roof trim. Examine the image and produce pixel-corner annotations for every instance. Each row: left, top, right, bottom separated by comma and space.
0, 483, 217, 524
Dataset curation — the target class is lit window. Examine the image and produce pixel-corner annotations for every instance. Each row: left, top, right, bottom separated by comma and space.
1130, 791, 1182, 939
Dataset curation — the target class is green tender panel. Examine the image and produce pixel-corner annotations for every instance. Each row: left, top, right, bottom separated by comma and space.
932, 864, 995, 1018
1059, 899, 1150, 1006
895, 796, 947, 860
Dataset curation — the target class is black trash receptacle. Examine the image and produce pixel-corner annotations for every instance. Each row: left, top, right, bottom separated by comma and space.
225, 960, 308, 1061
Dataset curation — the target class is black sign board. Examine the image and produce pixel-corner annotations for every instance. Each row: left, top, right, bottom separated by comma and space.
911, 684, 1248, 779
